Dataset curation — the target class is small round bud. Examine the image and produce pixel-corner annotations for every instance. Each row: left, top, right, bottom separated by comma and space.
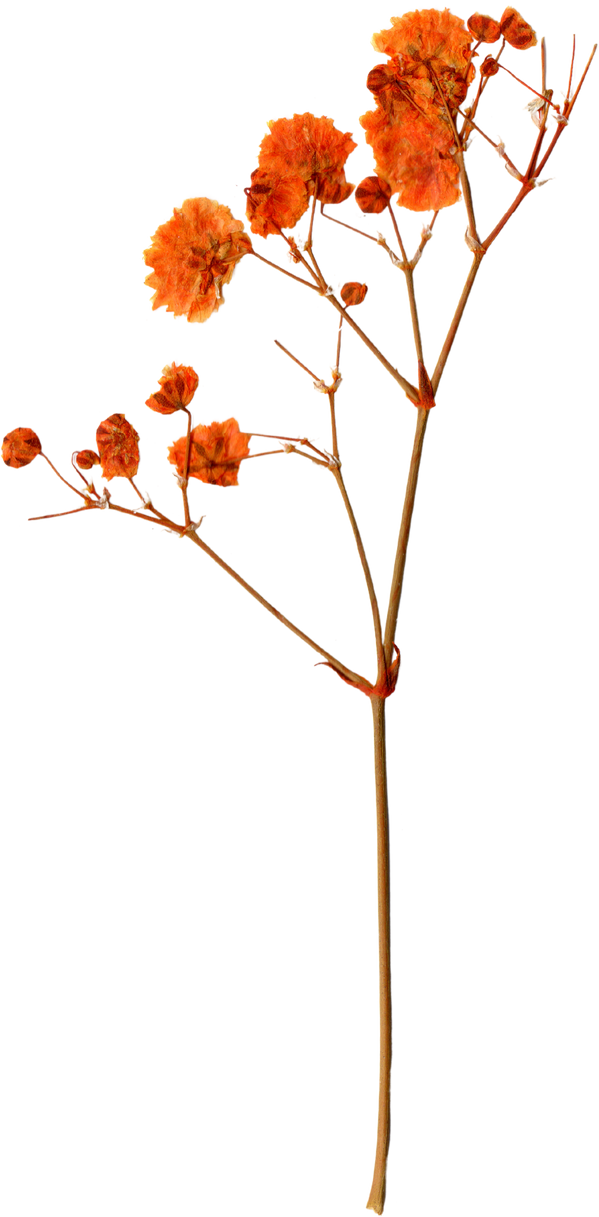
355, 176, 392, 214
75, 449, 100, 470
467, 13, 501, 42
341, 282, 368, 308
500, 7, 537, 49
480, 55, 500, 77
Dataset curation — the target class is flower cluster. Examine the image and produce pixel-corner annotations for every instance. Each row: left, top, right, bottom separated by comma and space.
144, 198, 252, 324
360, 7, 536, 212
246, 113, 356, 236
146, 363, 199, 415
168, 418, 250, 488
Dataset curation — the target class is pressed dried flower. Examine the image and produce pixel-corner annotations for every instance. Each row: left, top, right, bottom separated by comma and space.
96, 414, 140, 481
341, 282, 368, 307
75, 450, 100, 470
144, 198, 252, 324
372, 8, 474, 78
361, 102, 461, 211
2, 427, 42, 468
245, 168, 309, 236
257, 114, 356, 205
168, 418, 250, 488
467, 12, 501, 42
355, 175, 393, 214
499, 7, 537, 49
146, 363, 199, 415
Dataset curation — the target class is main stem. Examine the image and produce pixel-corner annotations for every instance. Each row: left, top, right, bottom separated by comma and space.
366, 694, 392, 1215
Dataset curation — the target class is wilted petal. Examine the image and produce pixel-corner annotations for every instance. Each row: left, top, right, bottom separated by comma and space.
2, 427, 42, 468
96, 414, 140, 481
146, 363, 199, 414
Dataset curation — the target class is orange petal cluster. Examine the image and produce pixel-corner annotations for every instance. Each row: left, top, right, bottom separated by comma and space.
341, 282, 368, 307
168, 418, 250, 488
500, 7, 536, 49
467, 12, 501, 41
144, 198, 252, 323
2, 427, 42, 468
96, 414, 140, 481
246, 113, 356, 236
75, 450, 100, 470
146, 363, 199, 415
361, 9, 475, 212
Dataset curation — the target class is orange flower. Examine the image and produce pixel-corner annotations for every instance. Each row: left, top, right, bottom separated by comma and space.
257, 114, 356, 205
467, 12, 501, 42
146, 363, 199, 415
355, 175, 393, 214
2, 427, 42, 468
96, 414, 140, 480
341, 282, 368, 307
372, 9, 474, 77
500, 7, 537, 49
144, 198, 252, 324
168, 418, 250, 488
245, 168, 309, 236
362, 10, 474, 212
75, 449, 100, 470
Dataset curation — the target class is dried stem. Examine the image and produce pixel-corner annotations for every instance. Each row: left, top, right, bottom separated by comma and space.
366, 694, 392, 1215
432, 253, 483, 391
41, 453, 89, 501
388, 207, 424, 365
383, 407, 430, 666
250, 248, 321, 292
331, 457, 385, 679
274, 339, 320, 382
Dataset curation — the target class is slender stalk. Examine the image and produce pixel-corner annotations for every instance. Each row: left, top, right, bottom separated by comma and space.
249, 248, 321, 292
538, 35, 547, 96
431, 253, 483, 392
181, 408, 193, 528
70, 452, 99, 498
274, 339, 320, 381
567, 33, 574, 102
389, 204, 426, 369
185, 529, 370, 688
325, 294, 419, 402
452, 104, 523, 181
366, 694, 392, 1215
383, 408, 430, 666
40, 453, 89, 501
331, 460, 385, 680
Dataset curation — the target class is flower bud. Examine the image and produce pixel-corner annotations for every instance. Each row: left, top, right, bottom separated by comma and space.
355, 176, 392, 214
467, 13, 501, 42
341, 282, 368, 307
96, 414, 140, 481
75, 449, 100, 470
499, 7, 537, 49
2, 427, 42, 468
480, 55, 500, 77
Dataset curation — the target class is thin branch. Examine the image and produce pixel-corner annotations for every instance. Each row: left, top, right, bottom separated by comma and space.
383, 408, 430, 665
320, 207, 380, 243
429, 63, 480, 244
453, 102, 523, 178
388, 206, 424, 365
274, 339, 320, 382
249, 248, 321, 292
40, 453, 89, 501
331, 459, 385, 679
432, 253, 483, 392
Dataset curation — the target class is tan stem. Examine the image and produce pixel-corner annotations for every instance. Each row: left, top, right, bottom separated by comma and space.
431, 254, 483, 393
326, 389, 338, 464
383, 408, 430, 666
273, 338, 328, 394
331, 463, 385, 681
40, 452, 91, 503
366, 694, 392, 1214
